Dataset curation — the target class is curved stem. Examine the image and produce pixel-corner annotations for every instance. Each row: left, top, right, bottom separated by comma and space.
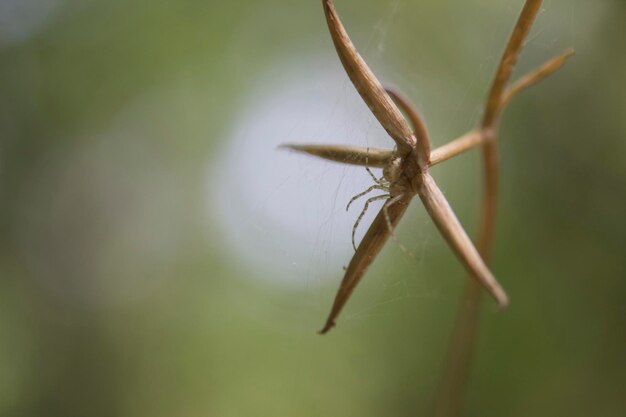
385, 87, 432, 166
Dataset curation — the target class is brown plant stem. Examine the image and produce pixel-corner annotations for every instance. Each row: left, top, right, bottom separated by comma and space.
482, 0, 543, 127
434, 1, 544, 416
429, 130, 485, 167
433, 280, 484, 417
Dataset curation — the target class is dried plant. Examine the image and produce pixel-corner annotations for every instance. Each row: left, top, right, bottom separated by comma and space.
282, 0, 572, 341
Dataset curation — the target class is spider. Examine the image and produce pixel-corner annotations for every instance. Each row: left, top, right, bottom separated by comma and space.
346, 150, 401, 251
282, 0, 573, 334
347, 172, 389, 251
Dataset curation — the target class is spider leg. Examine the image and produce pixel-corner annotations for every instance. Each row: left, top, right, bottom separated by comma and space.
365, 166, 385, 186
383, 194, 415, 259
382, 194, 404, 232
346, 185, 387, 211
364, 147, 387, 187
352, 194, 390, 251
365, 167, 389, 188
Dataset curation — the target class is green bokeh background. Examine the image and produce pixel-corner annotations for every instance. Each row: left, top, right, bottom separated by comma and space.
1, 1, 624, 416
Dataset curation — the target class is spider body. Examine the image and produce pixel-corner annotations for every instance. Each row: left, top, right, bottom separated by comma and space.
383, 155, 403, 193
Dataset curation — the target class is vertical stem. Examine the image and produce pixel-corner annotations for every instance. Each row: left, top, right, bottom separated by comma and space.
434, 1, 543, 415
476, 131, 499, 262
433, 280, 484, 417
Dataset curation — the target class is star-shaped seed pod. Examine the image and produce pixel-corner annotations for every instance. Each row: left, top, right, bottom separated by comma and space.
282, 0, 573, 334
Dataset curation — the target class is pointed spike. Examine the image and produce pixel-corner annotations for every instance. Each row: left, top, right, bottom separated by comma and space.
322, 0, 416, 154
418, 173, 509, 307
279, 143, 392, 168
320, 194, 412, 334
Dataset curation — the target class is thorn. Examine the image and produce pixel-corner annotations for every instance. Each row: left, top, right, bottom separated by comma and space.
318, 320, 336, 335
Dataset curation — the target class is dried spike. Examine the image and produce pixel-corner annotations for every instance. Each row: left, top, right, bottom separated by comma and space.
418, 173, 509, 307
279, 143, 392, 168
320, 193, 412, 334
323, 0, 417, 154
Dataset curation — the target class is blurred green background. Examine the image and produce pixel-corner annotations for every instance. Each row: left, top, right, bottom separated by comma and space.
1, 0, 624, 416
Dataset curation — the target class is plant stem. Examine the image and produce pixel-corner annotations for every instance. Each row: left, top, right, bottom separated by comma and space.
433, 1, 544, 416
429, 130, 485, 167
